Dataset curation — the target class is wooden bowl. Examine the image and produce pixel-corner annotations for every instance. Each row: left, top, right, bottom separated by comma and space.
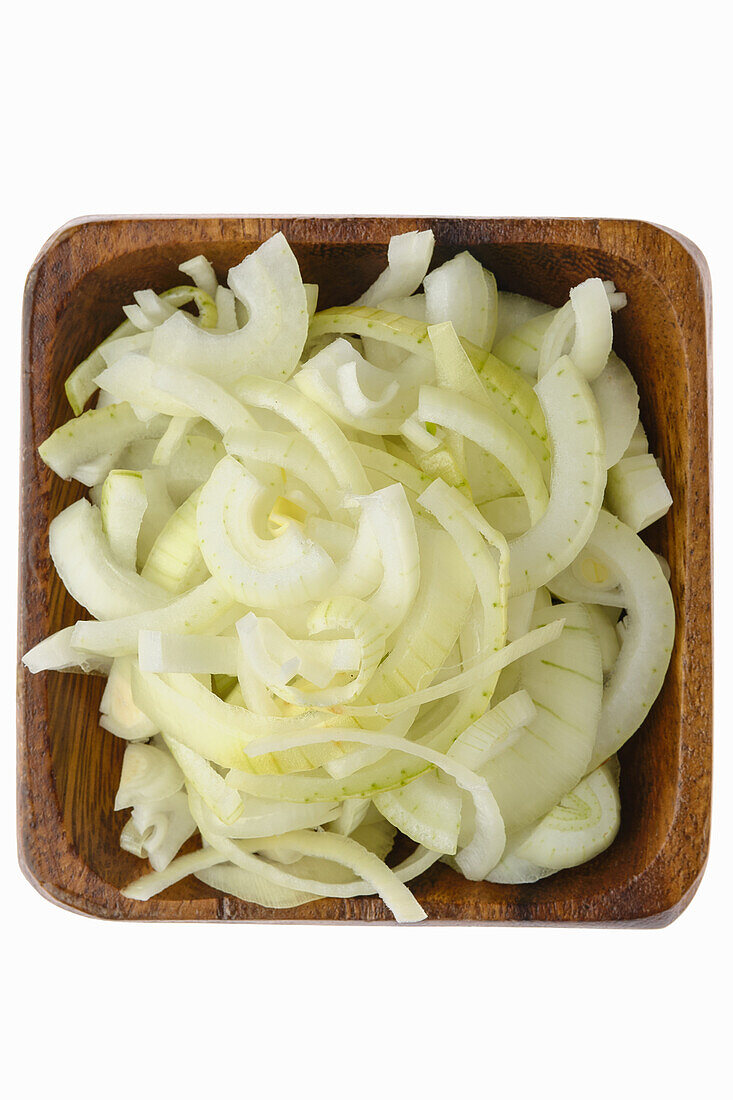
18, 216, 713, 924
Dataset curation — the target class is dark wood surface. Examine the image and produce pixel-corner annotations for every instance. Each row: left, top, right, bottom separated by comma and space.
17, 216, 713, 924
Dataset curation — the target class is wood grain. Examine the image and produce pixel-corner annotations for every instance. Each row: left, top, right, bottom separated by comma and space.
17, 216, 713, 924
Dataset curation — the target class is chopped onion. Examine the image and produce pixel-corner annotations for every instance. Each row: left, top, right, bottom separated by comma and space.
25, 230, 673, 922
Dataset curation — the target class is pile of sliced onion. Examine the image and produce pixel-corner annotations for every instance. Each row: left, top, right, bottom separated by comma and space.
23, 230, 674, 921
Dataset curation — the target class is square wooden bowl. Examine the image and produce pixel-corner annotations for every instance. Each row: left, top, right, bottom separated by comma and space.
18, 216, 713, 924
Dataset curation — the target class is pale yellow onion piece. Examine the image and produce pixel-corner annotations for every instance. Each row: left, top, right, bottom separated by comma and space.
99, 656, 158, 740
479, 496, 531, 541
348, 523, 475, 721
152, 415, 200, 467
294, 338, 415, 435
235, 614, 361, 692
38, 402, 166, 484
494, 292, 552, 346
98, 331, 155, 369
427, 320, 526, 496
331, 508, 383, 599
70, 577, 234, 657
96, 353, 199, 420
199, 789, 341, 839
488, 760, 621, 882
49, 499, 170, 621
262, 597, 386, 707
417, 478, 508, 658
178, 254, 218, 298
355, 230, 435, 307
623, 418, 649, 459
586, 511, 675, 769
481, 603, 602, 831
196, 823, 427, 924
567, 278, 614, 380
243, 729, 504, 880
122, 848, 227, 901
538, 279, 613, 381
351, 441, 432, 497
114, 742, 184, 810
424, 252, 497, 350
349, 483, 420, 637
140, 488, 208, 595
162, 734, 244, 824
22, 625, 111, 676
374, 773, 462, 855
418, 385, 549, 523
378, 294, 427, 321
123, 290, 177, 331
195, 861, 318, 909
323, 707, 419, 780
137, 469, 176, 566
235, 374, 370, 495
214, 286, 239, 332
165, 436, 227, 507
506, 355, 606, 596
323, 620, 563, 719
591, 352, 639, 468
582, 604, 621, 676
493, 309, 557, 374
507, 591, 537, 643
308, 306, 548, 454
415, 479, 510, 805
129, 666, 323, 770
605, 453, 673, 532
100, 470, 147, 571
65, 319, 139, 415
150, 233, 308, 383
223, 427, 342, 516
329, 798, 371, 836
448, 690, 537, 772
138, 631, 239, 676
196, 456, 336, 608
151, 362, 259, 435
129, 790, 197, 871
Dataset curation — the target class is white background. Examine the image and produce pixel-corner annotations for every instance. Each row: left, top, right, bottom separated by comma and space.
2, 3, 728, 1097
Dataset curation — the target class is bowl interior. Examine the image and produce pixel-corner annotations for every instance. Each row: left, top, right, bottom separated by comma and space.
37, 225, 688, 917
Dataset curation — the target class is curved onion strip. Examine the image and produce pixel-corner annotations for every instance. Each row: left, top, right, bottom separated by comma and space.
235, 375, 370, 495
424, 252, 497, 349
355, 229, 434, 307
194, 816, 427, 923
308, 306, 548, 447
419, 386, 549, 522
349, 484, 420, 636
585, 512, 675, 769
333, 620, 562, 719
39, 403, 165, 484
591, 352, 639, 468
507, 356, 606, 595
121, 848, 227, 901
150, 233, 308, 383
22, 625, 112, 675
242, 728, 505, 880
197, 456, 336, 607
65, 318, 140, 416
223, 427, 342, 515
50, 499, 169, 620
71, 577, 234, 657
129, 666, 327, 771
162, 735, 244, 824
